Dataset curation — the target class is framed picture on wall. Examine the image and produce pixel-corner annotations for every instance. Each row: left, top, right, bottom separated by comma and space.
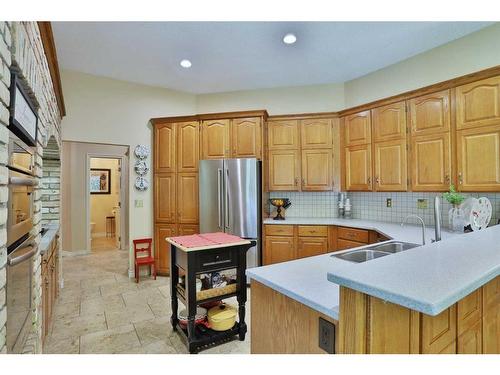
90, 168, 111, 194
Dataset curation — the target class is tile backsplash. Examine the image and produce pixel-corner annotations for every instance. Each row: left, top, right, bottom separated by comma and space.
269, 191, 500, 228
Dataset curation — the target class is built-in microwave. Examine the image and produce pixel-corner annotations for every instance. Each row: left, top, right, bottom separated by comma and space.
7, 133, 37, 252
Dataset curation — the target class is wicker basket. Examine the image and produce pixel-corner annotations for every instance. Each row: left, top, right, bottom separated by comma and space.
196, 283, 237, 301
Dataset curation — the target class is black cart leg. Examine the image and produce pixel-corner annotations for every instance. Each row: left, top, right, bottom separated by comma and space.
170, 246, 179, 330
237, 244, 248, 341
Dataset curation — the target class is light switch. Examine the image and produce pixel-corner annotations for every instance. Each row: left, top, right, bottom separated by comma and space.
135, 199, 143, 208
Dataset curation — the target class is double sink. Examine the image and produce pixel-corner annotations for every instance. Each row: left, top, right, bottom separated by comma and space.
332, 241, 420, 263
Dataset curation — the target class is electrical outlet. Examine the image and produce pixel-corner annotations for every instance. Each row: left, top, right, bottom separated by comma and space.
318, 317, 335, 354
417, 199, 428, 209
135, 199, 143, 208
386, 198, 392, 208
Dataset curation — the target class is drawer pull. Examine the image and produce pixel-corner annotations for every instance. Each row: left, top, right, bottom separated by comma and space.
202, 259, 232, 267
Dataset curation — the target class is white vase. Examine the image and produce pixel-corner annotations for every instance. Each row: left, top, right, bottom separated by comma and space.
448, 205, 465, 233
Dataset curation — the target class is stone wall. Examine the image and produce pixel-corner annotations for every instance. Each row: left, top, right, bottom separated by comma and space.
41, 137, 61, 226
0, 21, 62, 354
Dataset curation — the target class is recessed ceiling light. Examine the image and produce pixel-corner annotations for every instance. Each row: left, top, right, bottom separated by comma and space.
283, 33, 297, 45
180, 59, 192, 68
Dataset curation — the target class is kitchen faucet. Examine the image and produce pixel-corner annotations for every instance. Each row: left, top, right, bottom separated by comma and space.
433, 196, 442, 242
401, 214, 426, 245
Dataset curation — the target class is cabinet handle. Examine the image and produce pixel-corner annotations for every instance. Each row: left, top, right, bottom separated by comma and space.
458, 172, 463, 185
367, 177, 371, 184
445, 174, 450, 184
375, 176, 380, 184
294, 177, 298, 186
301, 178, 305, 186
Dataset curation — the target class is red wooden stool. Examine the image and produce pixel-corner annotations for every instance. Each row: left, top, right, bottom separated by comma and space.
133, 238, 156, 283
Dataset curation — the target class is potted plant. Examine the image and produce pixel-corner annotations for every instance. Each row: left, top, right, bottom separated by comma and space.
443, 185, 466, 232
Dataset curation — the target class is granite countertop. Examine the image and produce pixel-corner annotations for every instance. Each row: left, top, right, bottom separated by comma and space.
248, 217, 471, 320
39, 223, 60, 255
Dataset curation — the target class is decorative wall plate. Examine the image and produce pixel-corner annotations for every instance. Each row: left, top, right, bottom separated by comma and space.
470, 197, 492, 231
134, 145, 150, 159
135, 177, 149, 191
134, 160, 149, 176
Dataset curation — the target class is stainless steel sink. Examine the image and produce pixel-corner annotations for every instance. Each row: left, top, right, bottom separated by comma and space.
332, 249, 391, 263
370, 241, 419, 253
331, 240, 420, 263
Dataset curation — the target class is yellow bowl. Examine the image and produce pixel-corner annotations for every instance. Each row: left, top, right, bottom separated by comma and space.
208, 304, 237, 331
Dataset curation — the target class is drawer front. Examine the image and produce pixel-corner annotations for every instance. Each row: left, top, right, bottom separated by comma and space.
265, 225, 295, 236
337, 238, 366, 251
338, 227, 369, 243
196, 248, 238, 273
297, 225, 328, 237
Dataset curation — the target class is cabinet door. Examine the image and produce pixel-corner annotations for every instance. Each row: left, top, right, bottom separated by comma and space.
178, 224, 199, 236
344, 145, 372, 191
177, 173, 199, 224
42, 270, 49, 337
372, 101, 407, 142
154, 224, 176, 275
177, 121, 199, 172
268, 120, 299, 150
411, 132, 451, 191
457, 125, 500, 191
409, 90, 450, 135
297, 237, 328, 259
268, 150, 300, 191
301, 149, 333, 191
456, 76, 500, 130
201, 119, 230, 159
337, 238, 366, 251
457, 320, 482, 354
264, 236, 296, 265
154, 123, 176, 173
154, 174, 176, 223
374, 139, 408, 191
344, 111, 371, 146
421, 305, 457, 354
300, 118, 333, 149
232, 117, 262, 158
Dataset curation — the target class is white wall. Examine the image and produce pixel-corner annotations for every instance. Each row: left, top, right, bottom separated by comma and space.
60, 70, 197, 259
196, 83, 344, 115
344, 23, 500, 107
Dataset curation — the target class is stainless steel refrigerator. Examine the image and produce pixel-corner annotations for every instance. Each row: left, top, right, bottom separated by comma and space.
199, 158, 261, 269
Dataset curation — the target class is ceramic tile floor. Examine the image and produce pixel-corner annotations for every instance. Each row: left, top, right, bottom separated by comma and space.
43, 248, 251, 354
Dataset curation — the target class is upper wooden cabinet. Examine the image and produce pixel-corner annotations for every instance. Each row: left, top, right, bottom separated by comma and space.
409, 90, 450, 135
300, 118, 333, 149
154, 174, 176, 223
411, 132, 451, 191
177, 173, 199, 224
268, 120, 299, 150
154, 123, 176, 173
201, 119, 230, 159
344, 111, 371, 146
457, 124, 500, 191
373, 139, 407, 191
177, 121, 199, 172
231, 117, 262, 158
372, 101, 407, 142
268, 150, 300, 191
344, 145, 372, 191
456, 76, 500, 130
301, 149, 333, 191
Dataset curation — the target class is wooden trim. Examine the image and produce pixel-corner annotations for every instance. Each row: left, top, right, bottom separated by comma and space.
339, 287, 368, 353
268, 111, 339, 121
38, 22, 66, 117
338, 65, 500, 117
151, 109, 268, 125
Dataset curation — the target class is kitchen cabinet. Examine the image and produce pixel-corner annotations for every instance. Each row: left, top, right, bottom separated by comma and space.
456, 76, 500, 130
409, 90, 450, 135
297, 237, 328, 258
154, 224, 176, 274
231, 117, 262, 158
268, 150, 301, 191
373, 138, 407, 191
301, 149, 333, 191
300, 118, 333, 149
456, 124, 500, 191
482, 276, 500, 353
411, 132, 451, 191
177, 173, 199, 224
178, 224, 199, 236
344, 110, 371, 146
177, 121, 199, 172
268, 119, 299, 150
264, 235, 296, 265
154, 174, 176, 223
344, 145, 372, 191
201, 119, 230, 159
421, 305, 457, 354
154, 123, 176, 173
41, 233, 59, 344
372, 101, 407, 142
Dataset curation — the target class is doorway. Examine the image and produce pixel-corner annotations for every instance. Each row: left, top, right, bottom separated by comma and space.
89, 157, 123, 251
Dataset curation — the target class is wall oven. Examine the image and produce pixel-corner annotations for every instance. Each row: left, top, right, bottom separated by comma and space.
6, 133, 37, 353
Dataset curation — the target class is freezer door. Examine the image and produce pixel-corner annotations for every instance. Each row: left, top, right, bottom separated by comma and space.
224, 158, 260, 238
199, 159, 225, 233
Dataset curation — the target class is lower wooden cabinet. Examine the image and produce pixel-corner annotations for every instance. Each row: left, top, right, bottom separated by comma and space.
264, 235, 296, 265
297, 237, 328, 259
41, 233, 60, 343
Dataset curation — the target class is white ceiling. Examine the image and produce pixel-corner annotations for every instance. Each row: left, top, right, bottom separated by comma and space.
52, 22, 493, 94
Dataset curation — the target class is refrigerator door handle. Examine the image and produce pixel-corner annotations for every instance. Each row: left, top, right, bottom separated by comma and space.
225, 168, 230, 230
217, 168, 223, 229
